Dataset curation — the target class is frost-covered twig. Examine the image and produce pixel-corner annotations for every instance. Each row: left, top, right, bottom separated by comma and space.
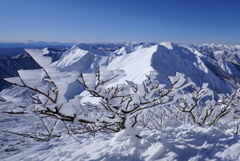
177, 83, 240, 127
77, 71, 189, 134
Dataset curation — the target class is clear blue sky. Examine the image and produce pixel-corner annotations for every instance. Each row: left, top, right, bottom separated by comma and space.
0, 0, 239, 44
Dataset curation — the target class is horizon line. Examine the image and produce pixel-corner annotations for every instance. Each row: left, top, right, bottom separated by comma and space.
0, 40, 239, 46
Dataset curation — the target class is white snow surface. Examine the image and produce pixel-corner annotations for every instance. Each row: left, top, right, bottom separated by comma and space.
107, 45, 158, 84
0, 96, 6, 102
1, 116, 239, 161
25, 49, 52, 67
160, 42, 173, 50
53, 45, 89, 67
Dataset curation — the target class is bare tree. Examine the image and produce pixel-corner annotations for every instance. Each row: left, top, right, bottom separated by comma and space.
76, 71, 189, 135
176, 82, 240, 127
4, 50, 189, 138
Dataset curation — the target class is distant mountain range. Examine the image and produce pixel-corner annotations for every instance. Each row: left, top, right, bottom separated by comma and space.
0, 42, 240, 96
0, 41, 72, 57
53, 42, 240, 97
0, 41, 74, 48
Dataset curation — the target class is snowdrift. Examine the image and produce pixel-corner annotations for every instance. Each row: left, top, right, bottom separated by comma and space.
2, 125, 239, 161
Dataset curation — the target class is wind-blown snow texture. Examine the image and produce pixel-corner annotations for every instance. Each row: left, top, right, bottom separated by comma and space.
2, 126, 240, 161
0, 42, 240, 161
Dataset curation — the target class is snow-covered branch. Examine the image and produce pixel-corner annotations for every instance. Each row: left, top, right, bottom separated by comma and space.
77, 70, 189, 135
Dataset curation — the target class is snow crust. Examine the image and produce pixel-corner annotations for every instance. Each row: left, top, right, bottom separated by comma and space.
25, 49, 52, 67
1, 123, 239, 161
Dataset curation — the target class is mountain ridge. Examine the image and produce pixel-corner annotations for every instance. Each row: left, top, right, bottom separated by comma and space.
1, 42, 240, 95
50, 42, 239, 96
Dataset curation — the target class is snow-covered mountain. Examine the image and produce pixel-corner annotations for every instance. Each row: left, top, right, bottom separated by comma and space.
50, 42, 240, 96
1, 42, 239, 96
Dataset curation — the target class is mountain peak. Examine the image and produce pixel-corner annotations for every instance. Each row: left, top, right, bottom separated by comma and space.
160, 42, 174, 50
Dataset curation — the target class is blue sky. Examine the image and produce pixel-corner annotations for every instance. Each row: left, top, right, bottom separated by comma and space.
0, 0, 239, 44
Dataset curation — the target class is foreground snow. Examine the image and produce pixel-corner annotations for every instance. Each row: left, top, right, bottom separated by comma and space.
1, 108, 239, 161
1, 100, 239, 160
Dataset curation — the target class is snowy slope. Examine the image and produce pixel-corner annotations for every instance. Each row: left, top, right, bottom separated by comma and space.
0, 96, 6, 102
53, 45, 102, 73
107, 45, 158, 83
52, 42, 239, 95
